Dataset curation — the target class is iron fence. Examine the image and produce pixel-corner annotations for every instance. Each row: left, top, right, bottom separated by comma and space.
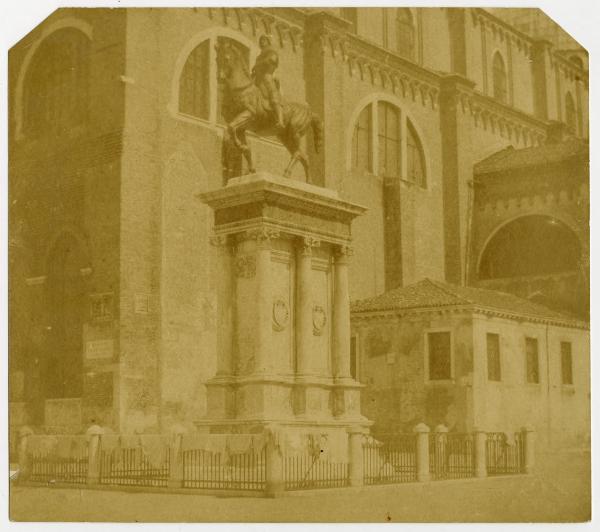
284, 454, 349, 490
363, 434, 417, 485
486, 432, 525, 475
182, 448, 267, 491
29, 448, 89, 484
99, 447, 170, 487
430, 433, 475, 480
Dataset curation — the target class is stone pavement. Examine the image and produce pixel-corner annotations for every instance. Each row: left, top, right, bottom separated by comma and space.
9, 451, 590, 523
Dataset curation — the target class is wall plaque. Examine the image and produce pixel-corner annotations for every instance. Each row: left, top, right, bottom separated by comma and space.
85, 339, 114, 360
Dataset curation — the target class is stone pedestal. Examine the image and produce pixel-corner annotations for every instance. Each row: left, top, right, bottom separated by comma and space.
197, 173, 370, 459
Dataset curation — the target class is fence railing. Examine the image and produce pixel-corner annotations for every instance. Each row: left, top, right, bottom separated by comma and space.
28, 435, 88, 484
284, 454, 349, 490
99, 447, 171, 488
430, 433, 475, 480
16, 426, 533, 494
486, 432, 525, 475
182, 448, 266, 491
363, 434, 417, 485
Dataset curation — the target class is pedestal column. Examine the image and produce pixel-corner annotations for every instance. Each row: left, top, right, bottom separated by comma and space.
248, 227, 279, 375
210, 235, 234, 376
333, 245, 353, 381
296, 237, 320, 376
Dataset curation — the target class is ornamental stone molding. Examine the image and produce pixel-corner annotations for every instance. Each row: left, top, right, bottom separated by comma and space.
244, 227, 281, 247
272, 297, 290, 331
207, 7, 304, 52
312, 304, 327, 336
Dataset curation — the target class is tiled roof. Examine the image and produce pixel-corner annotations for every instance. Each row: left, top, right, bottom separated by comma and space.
474, 137, 588, 175
351, 278, 586, 328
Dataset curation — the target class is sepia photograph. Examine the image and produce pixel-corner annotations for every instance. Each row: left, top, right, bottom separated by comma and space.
2, 0, 594, 525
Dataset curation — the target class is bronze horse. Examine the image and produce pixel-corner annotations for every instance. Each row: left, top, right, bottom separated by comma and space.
216, 41, 323, 181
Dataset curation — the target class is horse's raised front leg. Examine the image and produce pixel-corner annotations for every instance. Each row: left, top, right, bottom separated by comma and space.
227, 110, 253, 150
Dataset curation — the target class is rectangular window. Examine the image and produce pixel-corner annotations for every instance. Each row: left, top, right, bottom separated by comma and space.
350, 336, 357, 380
561, 342, 573, 385
487, 333, 501, 381
428, 332, 451, 380
525, 337, 539, 384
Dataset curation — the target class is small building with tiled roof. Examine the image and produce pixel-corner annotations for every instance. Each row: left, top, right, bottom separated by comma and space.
350, 279, 589, 449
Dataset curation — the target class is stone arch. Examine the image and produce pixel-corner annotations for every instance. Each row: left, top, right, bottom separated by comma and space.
477, 214, 582, 281
14, 17, 93, 140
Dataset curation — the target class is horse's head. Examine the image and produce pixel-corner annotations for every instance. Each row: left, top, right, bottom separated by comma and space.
215, 41, 249, 83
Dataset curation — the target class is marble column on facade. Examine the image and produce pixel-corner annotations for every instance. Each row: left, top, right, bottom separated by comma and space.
333, 244, 353, 382
296, 236, 320, 377
210, 234, 234, 377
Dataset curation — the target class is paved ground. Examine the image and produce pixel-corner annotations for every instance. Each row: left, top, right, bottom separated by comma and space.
8, 450, 590, 523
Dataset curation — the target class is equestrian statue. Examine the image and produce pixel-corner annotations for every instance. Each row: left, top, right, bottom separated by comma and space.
216, 35, 323, 182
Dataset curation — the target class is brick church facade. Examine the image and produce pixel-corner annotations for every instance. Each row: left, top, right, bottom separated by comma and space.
8, 8, 589, 440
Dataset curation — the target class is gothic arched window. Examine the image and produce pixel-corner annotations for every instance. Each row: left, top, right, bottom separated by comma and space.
396, 8, 415, 60
407, 121, 426, 187
23, 28, 90, 137
565, 92, 577, 131
350, 99, 427, 188
492, 52, 507, 104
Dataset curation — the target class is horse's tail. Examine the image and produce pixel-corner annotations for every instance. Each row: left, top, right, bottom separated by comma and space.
311, 113, 323, 154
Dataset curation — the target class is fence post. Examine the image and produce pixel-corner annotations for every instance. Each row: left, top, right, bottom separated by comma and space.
168, 424, 186, 489
86, 424, 104, 485
434, 424, 448, 477
473, 427, 487, 478
17, 426, 34, 482
413, 423, 430, 482
347, 426, 365, 487
265, 425, 284, 497
522, 426, 535, 474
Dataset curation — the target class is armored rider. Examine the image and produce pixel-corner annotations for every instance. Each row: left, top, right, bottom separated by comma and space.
252, 35, 285, 129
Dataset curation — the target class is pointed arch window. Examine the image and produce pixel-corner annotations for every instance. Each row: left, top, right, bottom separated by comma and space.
396, 8, 415, 61
23, 28, 91, 137
565, 92, 577, 131
492, 52, 508, 104
350, 99, 427, 188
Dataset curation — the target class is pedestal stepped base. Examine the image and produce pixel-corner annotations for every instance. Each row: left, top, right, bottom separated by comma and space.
198, 172, 371, 460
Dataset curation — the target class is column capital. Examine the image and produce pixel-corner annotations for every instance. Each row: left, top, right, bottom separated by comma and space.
299, 236, 321, 256
334, 244, 354, 262
209, 234, 229, 247
244, 227, 281, 248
